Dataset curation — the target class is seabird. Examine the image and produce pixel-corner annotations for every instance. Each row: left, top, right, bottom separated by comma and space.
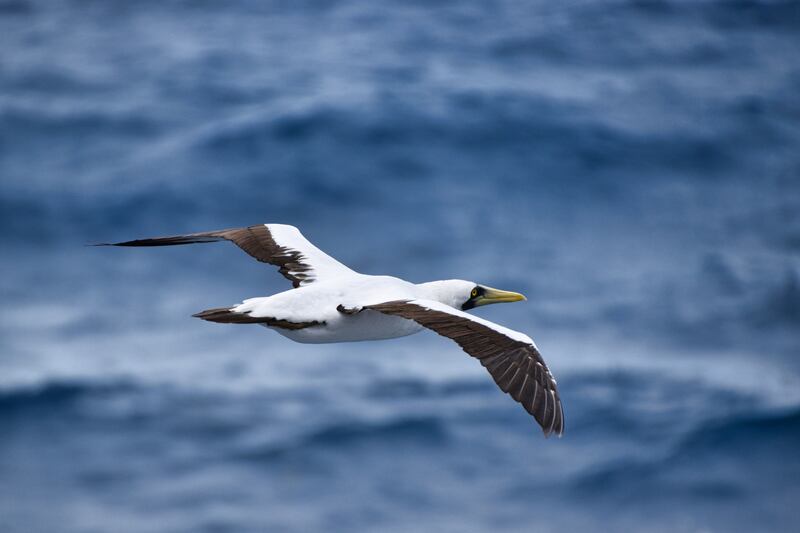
99, 224, 564, 436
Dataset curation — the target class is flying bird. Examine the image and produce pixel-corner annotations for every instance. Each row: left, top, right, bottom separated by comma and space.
99, 224, 564, 436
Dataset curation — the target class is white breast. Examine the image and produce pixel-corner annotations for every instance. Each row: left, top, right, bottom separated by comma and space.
274, 310, 424, 344
235, 274, 425, 344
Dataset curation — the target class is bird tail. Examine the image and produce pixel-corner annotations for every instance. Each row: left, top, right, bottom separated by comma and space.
192, 307, 269, 324
192, 307, 322, 330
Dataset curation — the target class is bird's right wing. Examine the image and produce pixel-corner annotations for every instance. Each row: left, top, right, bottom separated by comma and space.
365, 299, 564, 437
98, 224, 355, 287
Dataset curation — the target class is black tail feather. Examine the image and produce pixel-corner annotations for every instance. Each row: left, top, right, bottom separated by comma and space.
192, 307, 269, 324
193, 308, 323, 330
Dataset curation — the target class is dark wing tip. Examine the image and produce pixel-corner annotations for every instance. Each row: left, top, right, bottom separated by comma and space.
88, 241, 149, 247
542, 403, 565, 438
119, 237, 220, 247
92, 225, 316, 288
91, 235, 223, 247
365, 300, 565, 438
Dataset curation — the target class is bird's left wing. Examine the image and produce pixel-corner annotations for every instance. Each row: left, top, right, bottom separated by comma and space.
99, 224, 355, 287
365, 299, 564, 437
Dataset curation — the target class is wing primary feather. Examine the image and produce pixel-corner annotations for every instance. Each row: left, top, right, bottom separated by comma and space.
96, 224, 354, 288
365, 299, 564, 436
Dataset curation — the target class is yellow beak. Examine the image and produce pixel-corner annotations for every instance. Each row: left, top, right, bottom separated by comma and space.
474, 286, 527, 307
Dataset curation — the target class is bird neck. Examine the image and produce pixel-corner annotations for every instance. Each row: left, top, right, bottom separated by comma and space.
415, 280, 471, 309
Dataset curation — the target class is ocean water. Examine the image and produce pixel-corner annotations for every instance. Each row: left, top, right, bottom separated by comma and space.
1, 0, 799, 531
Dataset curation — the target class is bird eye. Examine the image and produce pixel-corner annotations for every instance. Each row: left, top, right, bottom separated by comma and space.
471, 288, 478, 297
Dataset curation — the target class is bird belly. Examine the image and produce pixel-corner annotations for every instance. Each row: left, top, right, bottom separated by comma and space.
271, 310, 424, 344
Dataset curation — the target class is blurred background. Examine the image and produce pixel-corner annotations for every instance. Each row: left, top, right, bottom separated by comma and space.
1, 0, 799, 531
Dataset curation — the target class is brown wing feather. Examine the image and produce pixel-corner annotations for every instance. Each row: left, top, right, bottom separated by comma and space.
366, 300, 564, 437
100, 225, 311, 287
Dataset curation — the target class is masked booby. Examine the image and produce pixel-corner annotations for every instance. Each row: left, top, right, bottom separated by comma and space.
99, 224, 564, 436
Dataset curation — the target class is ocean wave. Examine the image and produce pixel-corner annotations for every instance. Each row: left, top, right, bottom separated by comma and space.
0, 380, 136, 413
364, 376, 493, 400
233, 414, 449, 462
674, 405, 800, 455
1, 104, 158, 139
0, 0, 30, 15
183, 94, 734, 171
572, 406, 800, 499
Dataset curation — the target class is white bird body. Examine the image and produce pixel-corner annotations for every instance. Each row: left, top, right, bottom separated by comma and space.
275, 303, 425, 344
235, 275, 426, 343
100, 223, 564, 436
234, 276, 489, 343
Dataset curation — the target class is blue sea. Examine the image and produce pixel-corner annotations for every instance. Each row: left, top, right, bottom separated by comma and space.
1, 0, 799, 531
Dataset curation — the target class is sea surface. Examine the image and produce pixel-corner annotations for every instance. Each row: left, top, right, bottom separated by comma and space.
1, 1, 799, 531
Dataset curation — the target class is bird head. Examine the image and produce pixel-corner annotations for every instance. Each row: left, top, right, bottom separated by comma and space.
420, 280, 527, 311
459, 282, 527, 311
